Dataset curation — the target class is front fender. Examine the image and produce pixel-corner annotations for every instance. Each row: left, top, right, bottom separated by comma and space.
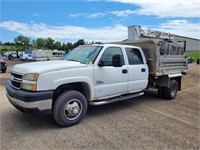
50, 77, 94, 100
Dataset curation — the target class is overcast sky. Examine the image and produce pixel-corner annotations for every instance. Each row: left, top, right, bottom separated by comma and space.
0, 0, 199, 43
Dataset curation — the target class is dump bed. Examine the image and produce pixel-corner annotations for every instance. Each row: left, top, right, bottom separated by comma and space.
112, 39, 188, 76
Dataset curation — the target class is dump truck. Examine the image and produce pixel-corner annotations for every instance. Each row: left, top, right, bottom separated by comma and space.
6, 39, 188, 127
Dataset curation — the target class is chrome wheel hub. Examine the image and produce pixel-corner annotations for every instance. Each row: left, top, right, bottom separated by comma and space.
64, 99, 82, 120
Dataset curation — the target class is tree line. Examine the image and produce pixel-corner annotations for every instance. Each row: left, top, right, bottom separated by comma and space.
0, 35, 102, 52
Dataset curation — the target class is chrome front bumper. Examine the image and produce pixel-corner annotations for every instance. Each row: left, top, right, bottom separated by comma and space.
6, 93, 52, 111
6, 81, 53, 115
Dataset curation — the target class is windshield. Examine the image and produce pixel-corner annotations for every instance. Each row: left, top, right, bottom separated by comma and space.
63, 45, 103, 64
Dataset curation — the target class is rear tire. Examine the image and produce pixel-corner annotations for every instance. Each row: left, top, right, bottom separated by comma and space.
8, 55, 14, 60
157, 86, 165, 98
53, 90, 87, 127
164, 80, 178, 100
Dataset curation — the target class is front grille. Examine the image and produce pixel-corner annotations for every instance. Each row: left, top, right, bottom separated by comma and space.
11, 72, 23, 79
11, 80, 21, 89
10, 72, 23, 89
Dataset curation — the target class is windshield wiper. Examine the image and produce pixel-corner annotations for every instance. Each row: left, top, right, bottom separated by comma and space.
67, 59, 80, 62
66, 59, 84, 64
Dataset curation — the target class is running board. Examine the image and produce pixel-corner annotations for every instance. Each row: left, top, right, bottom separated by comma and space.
89, 92, 144, 106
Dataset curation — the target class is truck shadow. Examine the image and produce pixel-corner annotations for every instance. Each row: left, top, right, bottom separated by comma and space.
86, 89, 161, 118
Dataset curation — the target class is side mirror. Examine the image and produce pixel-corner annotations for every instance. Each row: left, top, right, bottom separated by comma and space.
98, 60, 104, 67
112, 54, 123, 67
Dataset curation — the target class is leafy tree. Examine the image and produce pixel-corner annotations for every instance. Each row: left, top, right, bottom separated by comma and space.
14, 35, 30, 57
24, 37, 30, 49
31, 39, 37, 49
54, 41, 62, 50
61, 43, 67, 51
36, 38, 46, 49
45, 38, 55, 49
60, 42, 73, 52
3, 42, 15, 46
5, 36, 102, 54
95, 41, 103, 44
66, 42, 73, 50
14, 35, 30, 50
73, 39, 85, 48
77, 39, 85, 45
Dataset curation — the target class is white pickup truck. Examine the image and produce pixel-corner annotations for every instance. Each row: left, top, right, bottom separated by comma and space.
6, 39, 188, 127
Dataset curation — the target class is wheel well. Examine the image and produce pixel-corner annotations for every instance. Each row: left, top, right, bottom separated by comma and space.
53, 82, 91, 104
155, 75, 181, 91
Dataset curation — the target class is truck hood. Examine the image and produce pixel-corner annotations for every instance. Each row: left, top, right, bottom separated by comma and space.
12, 60, 87, 74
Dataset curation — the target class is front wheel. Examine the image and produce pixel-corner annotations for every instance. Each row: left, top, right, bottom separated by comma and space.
53, 90, 87, 127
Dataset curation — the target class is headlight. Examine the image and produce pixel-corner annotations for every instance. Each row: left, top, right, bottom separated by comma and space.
22, 83, 37, 91
22, 73, 39, 91
23, 73, 39, 81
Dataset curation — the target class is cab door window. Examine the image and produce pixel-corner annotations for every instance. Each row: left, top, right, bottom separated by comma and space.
100, 47, 124, 66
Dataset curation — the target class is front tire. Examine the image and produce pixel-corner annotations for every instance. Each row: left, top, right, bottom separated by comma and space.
53, 90, 87, 127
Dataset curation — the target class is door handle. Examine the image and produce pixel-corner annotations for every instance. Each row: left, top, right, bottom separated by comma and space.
141, 68, 146, 72
122, 69, 128, 74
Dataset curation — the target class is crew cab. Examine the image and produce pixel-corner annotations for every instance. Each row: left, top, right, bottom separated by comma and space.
6, 40, 188, 127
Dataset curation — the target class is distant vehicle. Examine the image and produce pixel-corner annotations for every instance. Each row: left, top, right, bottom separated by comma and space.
19, 52, 25, 60
5, 51, 23, 60
1, 52, 6, 57
21, 54, 33, 61
24, 50, 32, 55
32, 50, 65, 61
0, 59, 7, 73
4, 52, 15, 60
187, 56, 194, 63
20, 50, 32, 60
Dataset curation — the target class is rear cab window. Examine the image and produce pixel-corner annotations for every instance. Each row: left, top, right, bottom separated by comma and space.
125, 48, 144, 65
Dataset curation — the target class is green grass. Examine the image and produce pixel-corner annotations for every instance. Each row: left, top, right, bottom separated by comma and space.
0, 45, 35, 52
0, 45, 16, 51
185, 50, 200, 62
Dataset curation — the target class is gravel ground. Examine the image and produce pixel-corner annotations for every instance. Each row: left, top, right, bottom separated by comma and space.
0, 58, 199, 150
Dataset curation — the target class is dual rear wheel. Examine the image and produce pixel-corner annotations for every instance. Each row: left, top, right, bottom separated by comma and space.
158, 79, 178, 100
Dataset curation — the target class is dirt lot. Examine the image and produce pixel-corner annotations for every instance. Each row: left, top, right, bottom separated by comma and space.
0, 58, 199, 150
